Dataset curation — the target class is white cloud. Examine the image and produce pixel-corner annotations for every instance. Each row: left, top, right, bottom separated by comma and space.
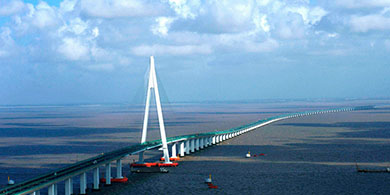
0, 27, 16, 57
0, 0, 26, 16
79, 0, 163, 18
58, 38, 89, 60
151, 17, 175, 36
168, 0, 201, 19
31, 2, 60, 29
132, 44, 212, 56
92, 27, 99, 38
335, 0, 390, 8
350, 14, 390, 32
60, 0, 77, 12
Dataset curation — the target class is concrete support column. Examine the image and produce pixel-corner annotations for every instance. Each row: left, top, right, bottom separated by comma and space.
65, 178, 72, 195
195, 139, 200, 151
138, 151, 144, 164
93, 167, 100, 190
185, 140, 190, 154
105, 163, 111, 185
116, 159, 123, 179
180, 141, 185, 157
209, 137, 213, 145
30, 191, 40, 195
190, 139, 195, 153
48, 184, 56, 195
171, 143, 177, 158
80, 172, 87, 195
200, 138, 204, 149
70, 178, 73, 194
212, 136, 216, 144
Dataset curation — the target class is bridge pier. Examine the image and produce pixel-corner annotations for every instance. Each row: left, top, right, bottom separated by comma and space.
138, 151, 144, 164
190, 139, 195, 153
171, 143, 177, 158
180, 142, 185, 156
93, 167, 100, 191
30, 190, 40, 195
185, 140, 190, 154
212, 136, 216, 144
65, 178, 72, 195
80, 172, 87, 194
209, 137, 213, 146
105, 163, 111, 185
195, 139, 200, 151
200, 138, 204, 149
116, 159, 123, 179
48, 184, 56, 195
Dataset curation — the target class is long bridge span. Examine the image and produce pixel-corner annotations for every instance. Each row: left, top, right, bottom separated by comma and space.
0, 105, 373, 195
0, 56, 375, 195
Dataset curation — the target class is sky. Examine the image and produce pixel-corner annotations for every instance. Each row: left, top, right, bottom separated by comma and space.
0, 0, 390, 105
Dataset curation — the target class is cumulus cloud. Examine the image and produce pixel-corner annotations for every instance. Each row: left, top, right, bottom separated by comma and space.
132, 44, 212, 56
335, 0, 390, 8
350, 14, 390, 32
58, 37, 89, 60
30, 2, 60, 29
79, 0, 165, 18
0, 0, 26, 16
2, 0, 384, 73
151, 17, 175, 36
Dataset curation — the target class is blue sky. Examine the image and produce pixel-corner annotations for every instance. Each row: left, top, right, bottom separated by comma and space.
1, 0, 390, 105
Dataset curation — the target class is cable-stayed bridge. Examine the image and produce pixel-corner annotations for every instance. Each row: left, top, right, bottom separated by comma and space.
0, 57, 374, 195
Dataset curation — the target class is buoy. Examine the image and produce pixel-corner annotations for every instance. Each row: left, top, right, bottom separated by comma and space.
259, 153, 265, 156
246, 151, 251, 158
205, 174, 212, 183
7, 176, 14, 185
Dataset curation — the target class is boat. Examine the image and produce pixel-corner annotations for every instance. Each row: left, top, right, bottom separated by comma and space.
356, 163, 390, 173
130, 166, 169, 173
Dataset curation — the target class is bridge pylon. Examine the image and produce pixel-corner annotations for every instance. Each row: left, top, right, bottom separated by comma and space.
139, 56, 171, 164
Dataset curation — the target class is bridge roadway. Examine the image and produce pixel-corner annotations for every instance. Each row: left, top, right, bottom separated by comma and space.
0, 106, 374, 195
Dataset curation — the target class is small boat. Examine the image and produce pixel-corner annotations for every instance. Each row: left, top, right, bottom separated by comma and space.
205, 174, 212, 183
356, 163, 390, 173
130, 166, 169, 173
246, 151, 251, 158
7, 177, 14, 186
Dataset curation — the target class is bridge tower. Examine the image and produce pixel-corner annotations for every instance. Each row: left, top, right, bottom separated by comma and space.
139, 56, 171, 163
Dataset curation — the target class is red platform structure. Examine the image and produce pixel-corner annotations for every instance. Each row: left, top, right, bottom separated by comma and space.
131, 162, 178, 167
100, 177, 128, 183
